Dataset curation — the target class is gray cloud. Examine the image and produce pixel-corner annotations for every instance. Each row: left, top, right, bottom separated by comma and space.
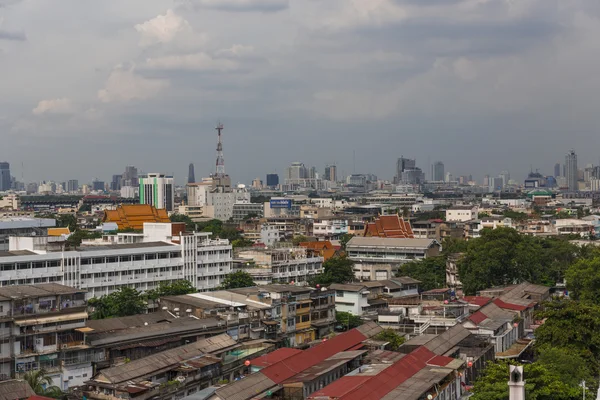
0, 30, 25, 40
2, 0, 600, 185
178, 0, 288, 13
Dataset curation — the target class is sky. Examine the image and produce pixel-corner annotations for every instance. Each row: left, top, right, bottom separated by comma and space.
1, 0, 600, 186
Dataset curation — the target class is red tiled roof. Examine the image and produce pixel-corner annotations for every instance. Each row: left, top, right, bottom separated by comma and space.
463, 296, 493, 307
250, 348, 303, 368
310, 347, 443, 400
363, 215, 414, 239
261, 329, 369, 384
493, 298, 528, 312
468, 311, 488, 325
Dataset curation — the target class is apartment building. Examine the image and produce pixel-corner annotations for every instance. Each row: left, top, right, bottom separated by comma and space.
0, 223, 232, 296
0, 284, 93, 390
312, 218, 348, 239
235, 247, 324, 285
346, 237, 441, 271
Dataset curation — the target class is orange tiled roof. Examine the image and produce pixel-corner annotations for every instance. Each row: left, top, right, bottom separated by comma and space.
48, 227, 71, 236
299, 241, 339, 261
362, 214, 414, 238
103, 204, 170, 230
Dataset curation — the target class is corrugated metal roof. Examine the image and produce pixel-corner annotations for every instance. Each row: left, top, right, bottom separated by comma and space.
380, 367, 450, 400
423, 325, 471, 356
250, 348, 302, 368
96, 333, 235, 384
347, 237, 437, 249
215, 322, 382, 400
0, 380, 35, 400
463, 296, 493, 307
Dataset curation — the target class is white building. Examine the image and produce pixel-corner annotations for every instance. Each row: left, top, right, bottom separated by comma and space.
0, 223, 232, 298
0, 194, 19, 210
187, 179, 250, 221
236, 247, 323, 285
446, 205, 479, 222
329, 283, 371, 316
260, 224, 283, 246
312, 219, 348, 239
120, 186, 137, 199
139, 173, 174, 212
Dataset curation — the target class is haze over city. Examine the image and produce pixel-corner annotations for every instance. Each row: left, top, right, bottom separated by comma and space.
2, 0, 600, 184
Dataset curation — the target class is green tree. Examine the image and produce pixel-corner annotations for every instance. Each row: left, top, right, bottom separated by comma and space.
470, 360, 582, 400
310, 256, 355, 286
231, 238, 254, 249
536, 346, 592, 388
220, 271, 255, 289
56, 214, 77, 231
66, 229, 102, 248
292, 235, 309, 246
219, 227, 243, 241
534, 300, 600, 376
335, 311, 363, 330
88, 287, 146, 319
374, 329, 405, 351
170, 214, 196, 231
339, 233, 354, 250
24, 369, 64, 399
146, 280, 196, 302
565, 256, 600, 303
397, 256, 445, 291
441, 237, 468, 255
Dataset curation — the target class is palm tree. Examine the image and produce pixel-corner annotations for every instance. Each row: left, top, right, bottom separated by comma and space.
24, 369, 63, 399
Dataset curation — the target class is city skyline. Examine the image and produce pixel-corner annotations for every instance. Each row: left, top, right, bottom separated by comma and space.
2, 1, 600, 185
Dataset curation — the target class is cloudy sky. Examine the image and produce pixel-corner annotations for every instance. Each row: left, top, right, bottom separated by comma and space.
1, 0, 599, 185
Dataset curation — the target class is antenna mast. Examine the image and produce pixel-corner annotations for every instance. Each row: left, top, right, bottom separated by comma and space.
215, 123, 225, 176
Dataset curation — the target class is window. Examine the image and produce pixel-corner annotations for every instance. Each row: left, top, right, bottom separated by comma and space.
336, 291, 344, 297
302, 315, 309, 322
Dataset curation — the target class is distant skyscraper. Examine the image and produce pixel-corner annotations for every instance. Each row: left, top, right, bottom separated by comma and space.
499, 171, 510, 188
324, 165, 337, 182
121, 166, 138, 187
139, 173, 174, 211
110, 174, 122, 191
554, 163, 561, 177
92, 179, 105, 191
266, 174, 279, 187
67, 180, 79, 192
188, 163, 196, 184
395, 157, 416, 183
565, 149, 578, 191
0, 162, 10, 191
309, 166, 317, 179
432, 162, 445, 181
286, 162, 308, 180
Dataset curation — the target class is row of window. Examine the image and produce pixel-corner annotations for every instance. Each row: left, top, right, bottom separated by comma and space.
0, 260, 61, 271
0, 276, 61, 286
81, 252, 179, 265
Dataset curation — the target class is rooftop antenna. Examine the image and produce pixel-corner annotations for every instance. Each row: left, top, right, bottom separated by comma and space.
353, 150, 356, 174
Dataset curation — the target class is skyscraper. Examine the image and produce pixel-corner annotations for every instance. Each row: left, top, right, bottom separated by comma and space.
395, 157, 416, 183
0, 162, 10, 191
286, 162, 308, 180
188, 163, 196, 184
432, 161, 445, 181
324, 165, 337, 182
266, 174, 279, 187
139, 173, 175, 211
67, 180, 79, 192
565, 149, 578, 192
122, 166, 138, 187
554, 163, 561, 177
499, 171, 510, 188
111, 174, 122, 191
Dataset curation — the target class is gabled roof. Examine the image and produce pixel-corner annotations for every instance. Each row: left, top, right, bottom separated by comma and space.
463, 296, 493, 307
363, 214, 414, 239
103, 204, 170, 230
250, 348, 303, 368
215, 322, 382, 400
0, 380, 35, 400
47, 227, 70, 236
330, 283, 367, 292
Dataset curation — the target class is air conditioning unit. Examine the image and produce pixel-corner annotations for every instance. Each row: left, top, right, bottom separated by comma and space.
62, 344, 68, 349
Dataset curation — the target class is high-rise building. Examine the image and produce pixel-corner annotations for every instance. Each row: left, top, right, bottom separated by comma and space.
286, 162, 308, 180
395, 157, 416, 183
324, 165, 337, 182
188, 163, 196, 184
121, 166, 138, 187
139, 173, 175, 211
309, 166, 317, 179
432, 162, 444, 181
554, 163, 561, 177
92, 179, 105, 191
499, 171, 510, 188
266, 174, 279, 187
0, 162, 10, 191
110, 175, 122, 191
67, 180, 79, 192
565, 149, 578, 192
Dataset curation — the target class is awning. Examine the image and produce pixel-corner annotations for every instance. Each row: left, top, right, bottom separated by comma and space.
15, 312, 88, 326
76, 327, 95, 333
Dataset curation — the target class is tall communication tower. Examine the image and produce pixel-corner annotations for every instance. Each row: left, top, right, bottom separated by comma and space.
215, 123, 225, 176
